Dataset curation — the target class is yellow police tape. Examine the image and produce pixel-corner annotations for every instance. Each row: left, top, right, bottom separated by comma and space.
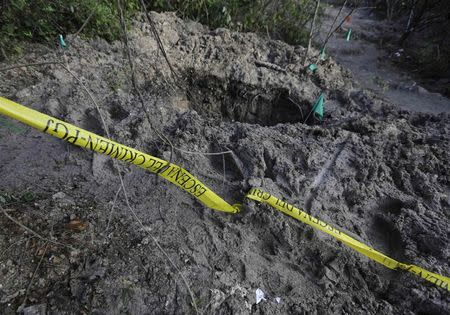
0, 97, 449, 292
0, 97, 238, 213
245, 188, 450, 291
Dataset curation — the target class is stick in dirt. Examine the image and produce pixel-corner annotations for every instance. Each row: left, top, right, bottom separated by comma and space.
304, 0, 321, 66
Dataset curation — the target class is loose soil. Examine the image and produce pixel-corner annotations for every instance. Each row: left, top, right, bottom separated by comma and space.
0, 11, 449, 315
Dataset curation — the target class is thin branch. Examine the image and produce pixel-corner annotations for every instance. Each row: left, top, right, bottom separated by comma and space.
120, 177, 200, 315
287, 96, 304, 120
0, 238, 27, 260
74, 11, 96, 37
304, 0, 321, 66
19, 242, 49, 311
330, 5, 358, 36
317, 0, 361, 63
105, 186, 122, 233
324, 0, 347, 46
59, 64, 112, 135
1, 63, 235, 158
138, 0, 179, 82
0, 205, 72, 249
65, 49, 199, 314
222, 154, 226, 191
0, 61, 60, 72
175, 148, 233, 156
117, 0, 174, 173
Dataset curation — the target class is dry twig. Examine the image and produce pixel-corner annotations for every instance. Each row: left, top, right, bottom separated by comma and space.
304, 0, 321, 66
74, 11, 95, 37
0, 205, 72, 249
18, 242, 49, 311
317, 0, 361, 63
138, 0, 179, 82
117, 0, 174, 173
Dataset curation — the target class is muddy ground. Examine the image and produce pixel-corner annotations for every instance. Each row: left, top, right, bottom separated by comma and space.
0, 11, 449, 315
320, 4, 450, 114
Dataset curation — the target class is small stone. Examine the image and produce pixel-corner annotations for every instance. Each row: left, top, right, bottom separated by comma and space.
15, 88, 32, 99
324, 267, 339, 283
21, 303, 46, 315
44, 98, 61, 116
141, 237, 150, 245
52, 192, 67, 200
52, 192, 75, 206
247, 177, 262, 188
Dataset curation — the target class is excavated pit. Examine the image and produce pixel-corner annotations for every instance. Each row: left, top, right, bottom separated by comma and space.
0, 11, 449, 315
186, 73, 304, 126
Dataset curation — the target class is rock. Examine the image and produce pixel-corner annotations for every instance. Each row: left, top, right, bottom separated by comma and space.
43, 98, 61, 117
15, 88, 32, 99
21, 304, 46, 315
52, 192, 75, 206
324, 266, 339, 283
247, 177, 262, 188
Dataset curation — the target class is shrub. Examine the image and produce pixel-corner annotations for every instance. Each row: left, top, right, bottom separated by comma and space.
0, 0, 320, 59
0, 0, 138, 59
147, 0, 319, 46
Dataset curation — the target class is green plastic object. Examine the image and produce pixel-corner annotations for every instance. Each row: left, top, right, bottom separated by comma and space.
59, 34, 67, 48
319, 48, 326, 60
346, 28, 352, 41
308, 63, 318, 72
312, 93, 324, 120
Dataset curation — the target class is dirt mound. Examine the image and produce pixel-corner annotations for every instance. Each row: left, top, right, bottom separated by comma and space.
0, 12, 449, 314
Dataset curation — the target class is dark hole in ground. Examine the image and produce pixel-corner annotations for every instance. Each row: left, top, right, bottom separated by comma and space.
369, 215, 404, 260
82, 108, 104, 135
186, 72, 304, 126
378, 197, 404, 215
109, 104, 130, 121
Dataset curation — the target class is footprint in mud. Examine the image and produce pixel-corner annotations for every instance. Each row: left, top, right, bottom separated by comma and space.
368, 215, 404, 260
108, 103, 130, 121
82, 109, 105, 135
366, 197, 407, 260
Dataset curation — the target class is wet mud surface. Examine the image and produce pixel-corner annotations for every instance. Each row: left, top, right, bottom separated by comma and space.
0, 12, 449, 314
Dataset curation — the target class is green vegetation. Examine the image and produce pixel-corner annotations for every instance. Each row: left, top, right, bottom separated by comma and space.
0, 190, 40, 205
149, 0, 318, 45
0, 0, 138, 58
0, 116, 27, 136
374, 0, 450, 93
0, 0, 319, 60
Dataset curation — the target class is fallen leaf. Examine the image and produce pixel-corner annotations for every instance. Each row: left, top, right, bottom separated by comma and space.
67, 219, 88, 232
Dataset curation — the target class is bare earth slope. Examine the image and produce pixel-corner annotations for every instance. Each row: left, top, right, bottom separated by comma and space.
0, 12, 449, 314
320, 5, 450, 114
